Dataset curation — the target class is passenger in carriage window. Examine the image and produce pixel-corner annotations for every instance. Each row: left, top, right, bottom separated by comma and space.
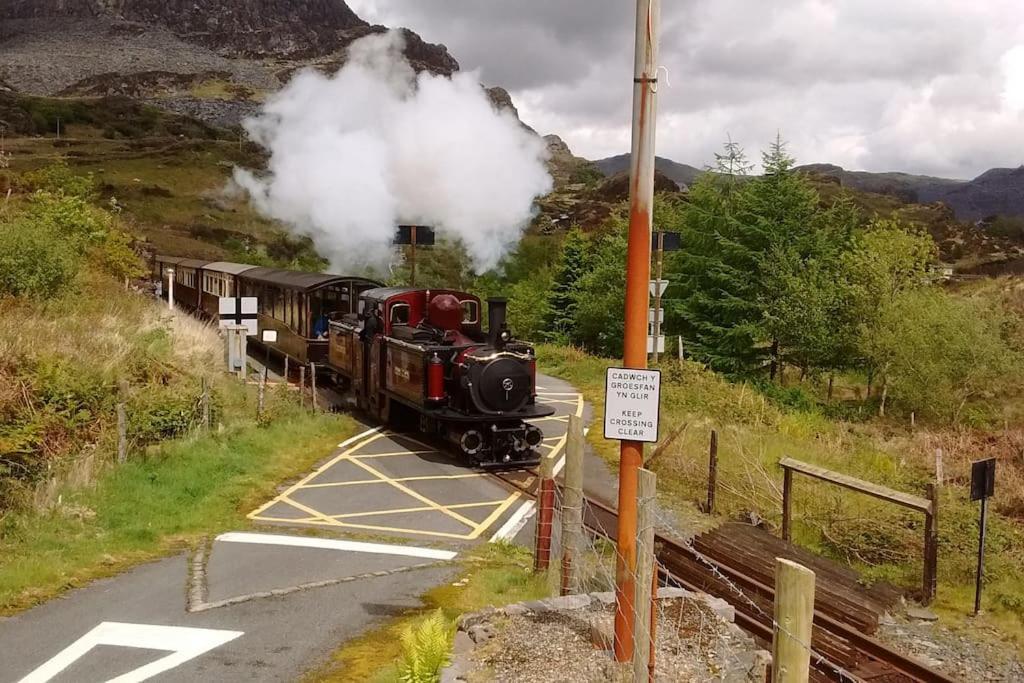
313, 313, 330, 340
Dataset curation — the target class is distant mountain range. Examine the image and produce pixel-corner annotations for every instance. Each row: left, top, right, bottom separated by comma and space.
798, 164, 1024, 221
592, 156, 1024, 221
593, 155, 703, 188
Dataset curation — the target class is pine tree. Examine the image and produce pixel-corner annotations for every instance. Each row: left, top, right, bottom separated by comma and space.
543, 228, 590, 341
671, 140, 765, 373
672, 136, 846, 376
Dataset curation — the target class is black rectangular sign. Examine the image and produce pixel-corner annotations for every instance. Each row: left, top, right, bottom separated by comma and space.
394, 225, 436, 246
652, 231, 682, 252
970, 458, 996, 501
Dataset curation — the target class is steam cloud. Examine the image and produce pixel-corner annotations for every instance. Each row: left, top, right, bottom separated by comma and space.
234, 31, 553, 273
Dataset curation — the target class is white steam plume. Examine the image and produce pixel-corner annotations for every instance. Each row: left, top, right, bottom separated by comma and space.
233, 31, 553, 273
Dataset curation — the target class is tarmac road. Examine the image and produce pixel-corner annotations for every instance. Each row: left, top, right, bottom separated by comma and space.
0, 373, 594, 683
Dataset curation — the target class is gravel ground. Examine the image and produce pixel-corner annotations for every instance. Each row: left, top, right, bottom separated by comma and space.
462, 598, 763, 682
0, 18, 280, 95
878, 613, 1024, 681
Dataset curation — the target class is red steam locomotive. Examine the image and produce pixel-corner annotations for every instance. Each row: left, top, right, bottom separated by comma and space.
327, 287, 554, 467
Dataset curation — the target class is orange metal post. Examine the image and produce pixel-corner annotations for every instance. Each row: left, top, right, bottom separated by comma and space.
614, 0, 661, 663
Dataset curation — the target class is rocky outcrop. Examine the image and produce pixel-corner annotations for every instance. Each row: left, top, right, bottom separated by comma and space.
2, 0, 368, 58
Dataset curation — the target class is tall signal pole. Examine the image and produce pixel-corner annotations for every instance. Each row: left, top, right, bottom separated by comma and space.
615, 0, 660, 663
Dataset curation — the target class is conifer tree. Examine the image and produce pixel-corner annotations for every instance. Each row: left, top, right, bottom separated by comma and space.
543, 227, 590, 341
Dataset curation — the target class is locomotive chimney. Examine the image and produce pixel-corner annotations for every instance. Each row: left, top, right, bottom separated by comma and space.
487, 297, 509, 348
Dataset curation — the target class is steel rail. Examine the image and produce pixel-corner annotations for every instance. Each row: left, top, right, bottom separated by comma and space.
490, 470, 956, 683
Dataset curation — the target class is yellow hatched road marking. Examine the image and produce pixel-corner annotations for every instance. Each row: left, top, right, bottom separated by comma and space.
326, 500, 508, 520
277, 495, 345, 526
468, 492, 523, 540
301, 473, 487, 489
247, 428, 387, 520
351, 450, 438, 459
344, 456, 480, 529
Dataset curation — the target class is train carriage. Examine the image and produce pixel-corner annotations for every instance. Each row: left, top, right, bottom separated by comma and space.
236, 268, 380, 365
154, 255, 210, 312
328, 287, 554, 467
198, 262, 257, 319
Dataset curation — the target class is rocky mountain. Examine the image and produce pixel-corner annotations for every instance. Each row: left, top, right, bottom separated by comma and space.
0, 0, 461, 127
596, 153, 1024, 221
798, 163, 1024, 221
593, 154, 703, 188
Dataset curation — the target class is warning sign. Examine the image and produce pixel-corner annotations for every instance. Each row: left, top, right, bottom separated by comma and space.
603, 368, 661, 443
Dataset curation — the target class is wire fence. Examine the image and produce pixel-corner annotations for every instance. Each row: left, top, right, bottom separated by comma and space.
537, 454, 859, 682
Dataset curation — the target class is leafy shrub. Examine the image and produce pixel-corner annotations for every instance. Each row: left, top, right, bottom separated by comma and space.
23, 162, 96, 199
0, 221, 81, 299
128, 388, 202, 445
397, 610, 453, 683
752, 379, 817, 412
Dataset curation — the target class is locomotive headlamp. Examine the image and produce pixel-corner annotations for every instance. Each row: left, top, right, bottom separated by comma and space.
500, 329, 512, 343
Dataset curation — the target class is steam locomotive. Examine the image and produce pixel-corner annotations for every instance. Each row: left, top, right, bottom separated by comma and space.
328, 287, 554, 467
152, 255, 554, 468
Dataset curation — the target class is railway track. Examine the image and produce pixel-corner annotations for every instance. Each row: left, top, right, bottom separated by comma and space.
491, 468, 957, 683
298, 366, 953, 682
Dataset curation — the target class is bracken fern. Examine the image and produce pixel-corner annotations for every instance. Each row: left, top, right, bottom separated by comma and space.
397, 609, 453, 683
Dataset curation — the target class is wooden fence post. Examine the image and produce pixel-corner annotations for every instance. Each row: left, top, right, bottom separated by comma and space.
560, 414, 585, 596
772, 558, 816, 683
257, 370, 266, 419
534, 451, 556, 572
706, 430, 719, 514
633, 468, 656, 683
116, 401, 128, 464
923, 483, 939, 605
299, 366, 306, 409
310, 363, 318, 412
201, 376, 211, 429
782, 466, 793, 541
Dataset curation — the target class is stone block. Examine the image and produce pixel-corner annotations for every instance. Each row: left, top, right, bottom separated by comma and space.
657, 586, 692, 600
589, 614, 614, 651
452, 630, 474, 655
545, 594, 592, 611
520, 600, 550, 613
468, 623, 496, 645
457, 608, 496, 631
590, 591, 616, 605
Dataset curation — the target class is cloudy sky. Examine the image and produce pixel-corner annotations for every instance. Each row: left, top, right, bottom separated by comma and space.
348, 0, 1024, 179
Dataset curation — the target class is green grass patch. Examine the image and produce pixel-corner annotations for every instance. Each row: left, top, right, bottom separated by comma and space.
310, 542, 551, 683
0, 407, 358, 613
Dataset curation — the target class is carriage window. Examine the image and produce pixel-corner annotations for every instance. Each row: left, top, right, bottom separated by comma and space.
461, 300, 479, 324
390, 303, 410, 325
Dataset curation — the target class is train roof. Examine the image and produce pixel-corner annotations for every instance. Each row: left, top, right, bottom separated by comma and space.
360, 287, 419, 302
203, 262, 258, 276
360, 287, 479, 303
154, 255, 211, 269
240, 267, 379, 291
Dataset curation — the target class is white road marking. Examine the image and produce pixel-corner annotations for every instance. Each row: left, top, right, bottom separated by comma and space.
337, 426, 382, 448
489, 500, 536, 543
19, 622, 243, 683
216, 532, 457, 561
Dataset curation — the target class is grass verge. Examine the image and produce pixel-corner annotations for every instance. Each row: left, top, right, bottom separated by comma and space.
309, 542, 551, 683
537, 344, 1024, 643
0, 406, 358, 614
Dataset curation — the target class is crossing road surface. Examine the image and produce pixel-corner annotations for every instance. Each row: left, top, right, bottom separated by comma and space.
0, 374, 588, 683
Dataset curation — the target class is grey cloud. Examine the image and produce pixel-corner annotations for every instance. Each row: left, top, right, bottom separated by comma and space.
352, 0, 1024, 178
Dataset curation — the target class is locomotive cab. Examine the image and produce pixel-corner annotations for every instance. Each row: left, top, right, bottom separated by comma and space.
327, 287, 553, 467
